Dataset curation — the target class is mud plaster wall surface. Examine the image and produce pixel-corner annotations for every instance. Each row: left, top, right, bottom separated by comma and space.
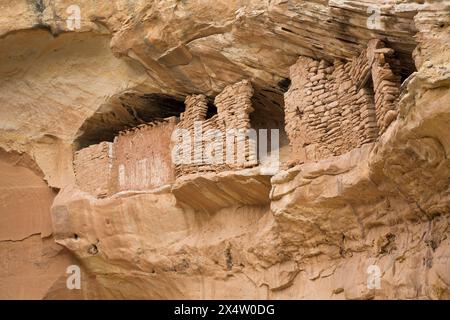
74, 119, 177, 195
112, 119, 177, 192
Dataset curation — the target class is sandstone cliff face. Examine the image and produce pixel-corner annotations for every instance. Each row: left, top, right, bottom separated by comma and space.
0, 0, 449, 299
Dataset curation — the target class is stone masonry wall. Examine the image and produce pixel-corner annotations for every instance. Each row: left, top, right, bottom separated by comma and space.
73, 141, 113, 197
174, 80, 257, 177
74, 80, 261, 196
370, 42, 402, 133
284, 39, 400, 163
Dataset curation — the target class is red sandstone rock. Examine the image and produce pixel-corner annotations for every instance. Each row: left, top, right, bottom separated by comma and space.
0, 0, 449, 300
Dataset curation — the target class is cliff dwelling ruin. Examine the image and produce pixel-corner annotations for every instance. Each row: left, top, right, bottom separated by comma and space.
73, 79, 287, 199
73, 40, 404, 199
285, 39, 402, 163
1, 0, 449, 301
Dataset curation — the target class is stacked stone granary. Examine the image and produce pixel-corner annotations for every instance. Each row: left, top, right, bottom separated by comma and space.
74, 40, 401, 196
284, 39, 401, 163
74, 117, 177, 197
74, 80, 260, 196
112, 117, 177, 192
74, 141, 114, 197
174, 79, 258, 177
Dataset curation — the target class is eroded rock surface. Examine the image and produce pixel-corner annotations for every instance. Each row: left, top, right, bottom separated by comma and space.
0, 0, 449, 299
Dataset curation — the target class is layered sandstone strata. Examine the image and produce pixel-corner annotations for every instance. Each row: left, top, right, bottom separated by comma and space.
0, 0, 449, 300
